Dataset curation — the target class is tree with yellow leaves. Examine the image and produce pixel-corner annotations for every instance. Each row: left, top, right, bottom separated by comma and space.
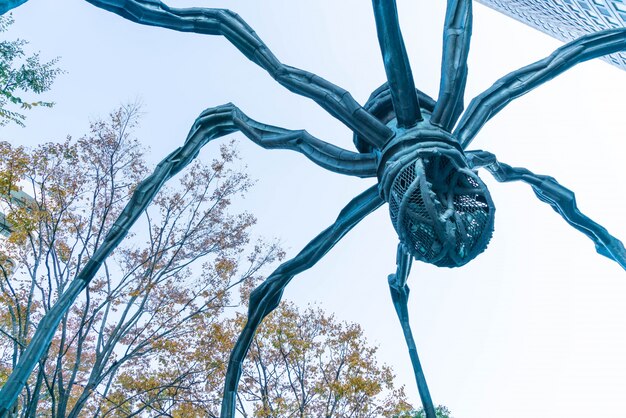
233, 302, 414, 418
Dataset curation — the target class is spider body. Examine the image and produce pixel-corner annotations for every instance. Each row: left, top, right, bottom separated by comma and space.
378, 129, 495, 267
362, 85, 496, 267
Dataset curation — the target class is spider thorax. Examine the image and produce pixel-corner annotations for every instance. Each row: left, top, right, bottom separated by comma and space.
378, 129, 495, 268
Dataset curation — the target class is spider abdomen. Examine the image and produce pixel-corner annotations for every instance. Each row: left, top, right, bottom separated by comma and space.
379, 137, 495, 267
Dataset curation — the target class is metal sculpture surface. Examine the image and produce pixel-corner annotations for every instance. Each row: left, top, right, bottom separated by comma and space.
1, 1, 625, 417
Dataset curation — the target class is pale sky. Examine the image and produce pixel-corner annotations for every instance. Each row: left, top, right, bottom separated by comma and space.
4, 1, 626, 417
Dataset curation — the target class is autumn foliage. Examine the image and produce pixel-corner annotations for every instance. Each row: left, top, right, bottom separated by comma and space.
236, 302, 413, 418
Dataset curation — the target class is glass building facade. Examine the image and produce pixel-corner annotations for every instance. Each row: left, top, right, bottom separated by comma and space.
477, 0, 626, 70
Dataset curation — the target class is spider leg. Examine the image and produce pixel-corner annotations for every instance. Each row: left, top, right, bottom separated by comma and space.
221, 185, 384, 418
456, 28, 626, 148
431, 0, 472, 131
371, 0, 422, 128
201, 103, 378, 177
0, 103, 377, 413
76, 0, 393, 150
0, 0, 26, 14
467, 150, 626, 270
388, 243, 437, 418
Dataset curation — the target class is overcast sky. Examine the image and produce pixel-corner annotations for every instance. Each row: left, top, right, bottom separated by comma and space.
4, 1, 626, 417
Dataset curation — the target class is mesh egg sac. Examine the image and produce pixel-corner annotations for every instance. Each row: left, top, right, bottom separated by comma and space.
387, 152, 495, 267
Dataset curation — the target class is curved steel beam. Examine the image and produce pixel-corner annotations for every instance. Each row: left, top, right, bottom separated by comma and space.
219, 104, 378, 177
1, 0, 393, 149
456, 28, 626, 148
0, 0, 28, 14
221, 185, 384, 417
467, 150, 626, 270
431, 0, 472, 131
371, 0, 422, 128
1, 0, 393, 148
83, 0, 393, 150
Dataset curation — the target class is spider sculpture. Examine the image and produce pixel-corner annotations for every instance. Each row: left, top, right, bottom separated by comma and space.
1, 0, 626, 417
